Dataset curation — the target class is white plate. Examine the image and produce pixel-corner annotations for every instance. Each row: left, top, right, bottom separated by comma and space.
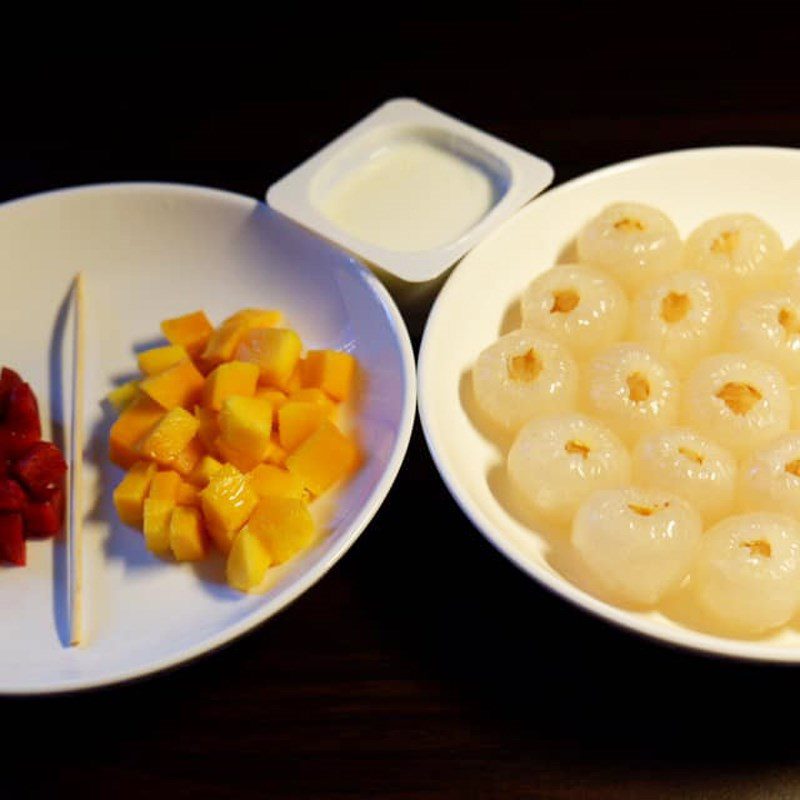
0, 182, 416, 693
418, 146, 800, 662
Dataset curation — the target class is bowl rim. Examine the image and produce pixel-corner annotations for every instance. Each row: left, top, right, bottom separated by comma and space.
0, 180, 418, 693
418, 145, 800, 664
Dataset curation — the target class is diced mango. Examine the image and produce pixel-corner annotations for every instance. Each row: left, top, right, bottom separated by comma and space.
140, 359, 205, 410
255, 387, 288, 409
200, 464, 259, 554
148, 470, 182, 502
139, 407, 200, 466
143, 497, 175, 557
214, 437, 263, 473
112, 461, 157, 528
187, 454, 224, 487
248, 463, 306, 500
194, 405, 220, 452
109, 394, 165, 469
245, 496, 314, 564
302, 350, 356, 401
235, 328, 302, 390
219, 396, 273, 462
170, 506, 208, 561
289, 388, 336, 413
265, 434, 288, 467
177, 481, 200, 507
202, 309, 283, 367
226, 308, 283, 329
202, 320, 247, 367
137, 344, 190, 376
285, 421, 359, 496
106, 380, 140, 412
278, 401, 328, 452
161, 310, 214, 358
203, 361, 259, 411
168, 437, 206, 477
226, 527, 273, 592
285, 362, 303, 394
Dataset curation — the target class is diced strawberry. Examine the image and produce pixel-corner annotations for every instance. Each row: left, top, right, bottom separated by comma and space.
0, 367, 23, 419
12, 442, 68, 501
24, 487, 64, 537
0, 478, 26, 511
5, 382, 41, 439
0, 378, 42, 459
0, 427, 40, 461
0, 512, 25, 565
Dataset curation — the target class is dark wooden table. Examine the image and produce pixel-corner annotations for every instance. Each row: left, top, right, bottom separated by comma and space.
4, 15, 800, 799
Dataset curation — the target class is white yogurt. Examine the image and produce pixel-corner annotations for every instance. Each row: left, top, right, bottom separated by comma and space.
268, 98, 554, 286
318, 138, 497, 252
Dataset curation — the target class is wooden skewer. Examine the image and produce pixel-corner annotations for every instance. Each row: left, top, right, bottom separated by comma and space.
68, 272, 86, 646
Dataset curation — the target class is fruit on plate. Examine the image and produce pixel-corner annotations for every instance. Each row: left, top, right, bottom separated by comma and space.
108, 309, 361, 592
472, 202, 800, 639
0, 367, 68, 565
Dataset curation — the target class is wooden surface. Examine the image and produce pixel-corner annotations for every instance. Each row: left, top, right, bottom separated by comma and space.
3, 15, 800, 799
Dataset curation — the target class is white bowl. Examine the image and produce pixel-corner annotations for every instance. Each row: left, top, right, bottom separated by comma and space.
418, 146, 800, 662
0, 182, 416, 693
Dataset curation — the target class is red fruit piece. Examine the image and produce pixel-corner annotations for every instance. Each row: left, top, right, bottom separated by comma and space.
0, 478, 26, 511
0, 512, 25, 565
0, 382, 42, 460
24, 487, 64, 538
5, 382, 41, 438
0, 367, 23, 419
13, 442, 68, 501
0, 428, 39, 462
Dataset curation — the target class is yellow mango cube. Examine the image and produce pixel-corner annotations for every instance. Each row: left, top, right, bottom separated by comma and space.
285, 421, 359, 496
200, 464, 258, 554
143, 497, 175, 557
194, 405, 220, 452
177, 481, 200, 507
265, 434, 288, 467
188, 454, 224, 487
109, 394, 165, 469
148, 470, 182, 501
219, 396, 273, 462
137, 344, 190, 376
168, 438, 206, 477
302, 350, 356, 401
289, 387, 336, 413
139, 407, 200, 466
248, 463, 305, 500
226, 527, 273, 592
106, 380, 140, 412
202, 309, 283, 367
140, 359, 205, 410
225, 308, 283, 329
245, 496, 314, 564
113, 461, 157, 528
202, 361, 259, 411
161, 310, 214, 358
235, 328, 302, 390
278, 401, 328, 452
169, 506, 208, 561
202, 319, 247, 366
285, 362, 303, 394
214, 436, 263, 473
255, 387, 288, 409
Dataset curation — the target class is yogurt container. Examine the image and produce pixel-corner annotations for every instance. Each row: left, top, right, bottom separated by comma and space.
267, 98, 553, 315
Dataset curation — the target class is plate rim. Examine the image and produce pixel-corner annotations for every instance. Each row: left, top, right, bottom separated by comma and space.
0, 180, 418, 694
418, 144, 800, 664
